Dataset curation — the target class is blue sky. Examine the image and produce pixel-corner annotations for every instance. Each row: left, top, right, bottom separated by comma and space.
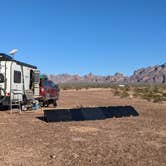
0, 0, 166, 76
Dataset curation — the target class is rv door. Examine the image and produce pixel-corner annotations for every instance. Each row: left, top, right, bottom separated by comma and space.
11, 63, 23, 101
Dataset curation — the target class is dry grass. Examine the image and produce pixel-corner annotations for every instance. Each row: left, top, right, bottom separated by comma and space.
69, 126, 99, 133
61, 83, 166, 103
111, 84, 166, 103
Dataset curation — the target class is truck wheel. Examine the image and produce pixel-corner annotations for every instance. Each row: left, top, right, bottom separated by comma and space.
39, 101, 44, 107
45, 101, 49, 107
53, 100, 57, 107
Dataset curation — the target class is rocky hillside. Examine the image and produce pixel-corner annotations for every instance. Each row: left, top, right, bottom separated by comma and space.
48, 73, 129, 84
48, 63, 166, 84
129, 63, 166, 83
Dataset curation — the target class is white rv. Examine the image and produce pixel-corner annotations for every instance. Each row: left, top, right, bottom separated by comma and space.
0, 53, 40, 107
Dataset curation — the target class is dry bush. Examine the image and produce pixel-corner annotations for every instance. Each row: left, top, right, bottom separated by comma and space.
132, 84, 166, 103
113, 90, 121, 96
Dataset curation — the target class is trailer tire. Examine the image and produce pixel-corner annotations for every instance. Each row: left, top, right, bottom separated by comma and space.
0, 88, 6, 103
22, 95, 28, 105
53, 100, 57, 107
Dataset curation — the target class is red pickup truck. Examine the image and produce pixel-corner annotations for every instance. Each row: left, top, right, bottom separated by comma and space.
40, 76, 60, 107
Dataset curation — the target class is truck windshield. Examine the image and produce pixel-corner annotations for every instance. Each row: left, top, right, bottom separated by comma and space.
48, 81, 56, 88
43, 80, 57, 88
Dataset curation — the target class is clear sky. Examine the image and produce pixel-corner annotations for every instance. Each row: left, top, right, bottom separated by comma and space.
0, 0, 166, 76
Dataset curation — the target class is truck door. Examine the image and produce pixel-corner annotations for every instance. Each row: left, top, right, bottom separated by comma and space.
11, 63, 23, 101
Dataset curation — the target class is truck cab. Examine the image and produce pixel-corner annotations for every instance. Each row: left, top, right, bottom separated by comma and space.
39, 75, 59, 106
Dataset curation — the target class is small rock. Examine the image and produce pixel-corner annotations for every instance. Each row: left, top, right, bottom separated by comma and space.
129, 94, 133, 99
73, 153, 79, 159
50, 155, 56, 159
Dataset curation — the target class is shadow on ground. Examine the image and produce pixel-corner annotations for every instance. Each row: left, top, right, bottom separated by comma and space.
37, 106, 139, 123
0, 106, 10, 111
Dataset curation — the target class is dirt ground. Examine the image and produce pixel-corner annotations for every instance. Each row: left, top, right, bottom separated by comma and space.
0, 89, 165, 166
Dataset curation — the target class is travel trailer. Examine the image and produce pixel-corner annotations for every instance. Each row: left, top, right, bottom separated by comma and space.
0, 53, 40, 108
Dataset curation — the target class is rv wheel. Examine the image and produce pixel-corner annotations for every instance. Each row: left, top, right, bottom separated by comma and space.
0, 88, 6, 103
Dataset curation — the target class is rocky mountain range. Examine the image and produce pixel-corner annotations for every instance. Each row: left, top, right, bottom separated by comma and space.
48, 63, 166, 84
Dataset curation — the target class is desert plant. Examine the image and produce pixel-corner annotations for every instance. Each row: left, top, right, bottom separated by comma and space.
120, 91, 129, 98
152, 95, 162, 103
113, 90, 121, 96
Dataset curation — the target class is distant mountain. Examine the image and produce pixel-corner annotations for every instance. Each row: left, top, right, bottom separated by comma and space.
48, 63, 166, 84
129, 63, 166, 83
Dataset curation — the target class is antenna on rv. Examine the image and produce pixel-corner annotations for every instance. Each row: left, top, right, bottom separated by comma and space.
9, 49, 19, 57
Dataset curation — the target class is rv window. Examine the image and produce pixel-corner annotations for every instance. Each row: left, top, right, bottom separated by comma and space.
34, 72, 40, 83
0, 74, 5, 83
14, 71, 21, 83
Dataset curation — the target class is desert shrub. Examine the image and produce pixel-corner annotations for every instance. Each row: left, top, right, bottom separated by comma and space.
113, 90, 121, 96
124, 85, 130, 91
152, 95, 162, 103
142, 96, 151, 102
111, 85, 118, 91
134, 87, 142, 94
120, 91, 129, 98
141, 90, 154, 102
153, 86, 160, 93
60, 82, 117, 90
133, 93, 138, 98
63, 87, 68, 90
76, 87, 82, 91
141, 87, 150, 94
60, 83, 166, 103
134, 86, 150, 96
162, 92, 166, 97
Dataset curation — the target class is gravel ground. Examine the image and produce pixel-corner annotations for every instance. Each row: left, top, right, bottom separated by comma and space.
0, 89, 165, 166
